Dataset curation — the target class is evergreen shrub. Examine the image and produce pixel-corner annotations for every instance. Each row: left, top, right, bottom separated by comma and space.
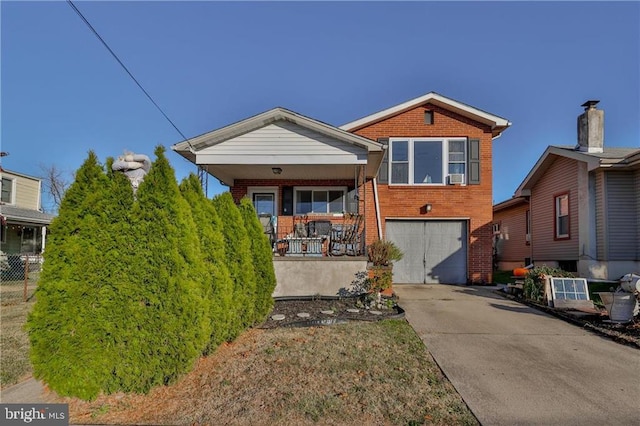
28, 148, 211, 400
179, 174, 235, 348
238, 197, 276, 322
211, 193, 257, 333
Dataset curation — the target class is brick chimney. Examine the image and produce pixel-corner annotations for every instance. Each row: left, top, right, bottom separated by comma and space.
576, 100, 604, 153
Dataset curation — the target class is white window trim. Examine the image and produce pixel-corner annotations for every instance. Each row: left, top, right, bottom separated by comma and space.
248, 186, 279, 216
1, 177, 16, 205
388, 137, 467, 186
294, 186, 348, 215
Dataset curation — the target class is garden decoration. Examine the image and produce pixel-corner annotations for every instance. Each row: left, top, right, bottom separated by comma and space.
367, 239, 404, 296
596, 273, 640, 323
112, 152, 151, 192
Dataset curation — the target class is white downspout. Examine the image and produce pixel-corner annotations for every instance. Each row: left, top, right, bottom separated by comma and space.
41, 226, 47, 253
373, 177, 382, 239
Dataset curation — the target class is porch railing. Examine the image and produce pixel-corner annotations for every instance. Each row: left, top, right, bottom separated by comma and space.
260, 214, 365, 257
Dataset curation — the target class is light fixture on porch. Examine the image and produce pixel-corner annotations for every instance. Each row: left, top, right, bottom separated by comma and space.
423, 203, 433, 213
272, 167, 283, 175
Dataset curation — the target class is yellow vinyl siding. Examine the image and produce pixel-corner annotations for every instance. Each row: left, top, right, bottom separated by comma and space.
2, 171, 41, 210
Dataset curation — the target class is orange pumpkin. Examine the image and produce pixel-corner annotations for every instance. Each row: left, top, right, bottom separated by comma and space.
513, 268, 529, 277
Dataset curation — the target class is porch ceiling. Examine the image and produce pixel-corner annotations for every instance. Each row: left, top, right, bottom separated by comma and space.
204, 164, 370, 187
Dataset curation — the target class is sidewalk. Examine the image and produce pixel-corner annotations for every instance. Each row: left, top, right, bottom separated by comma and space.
0, 378, 46, 403
394, 284, 639, 426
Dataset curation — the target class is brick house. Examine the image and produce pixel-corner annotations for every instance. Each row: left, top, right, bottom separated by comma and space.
493, 101, 639, 280
173, 92, 510, 293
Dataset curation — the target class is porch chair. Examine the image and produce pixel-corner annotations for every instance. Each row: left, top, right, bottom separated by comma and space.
330, 214, 363, 256
258, 213, 276, 249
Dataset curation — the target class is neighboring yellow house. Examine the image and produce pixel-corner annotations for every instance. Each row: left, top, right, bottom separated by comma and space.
0, 168, 54, 256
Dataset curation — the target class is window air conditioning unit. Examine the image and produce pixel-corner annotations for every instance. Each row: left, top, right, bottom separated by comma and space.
448, 174, 465, 184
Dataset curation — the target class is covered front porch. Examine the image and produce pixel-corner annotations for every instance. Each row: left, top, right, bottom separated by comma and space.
172, 107, 386, 258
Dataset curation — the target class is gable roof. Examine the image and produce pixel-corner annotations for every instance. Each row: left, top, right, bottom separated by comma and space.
493, 196, 529, 213
0, 205, 54, 225
172, 107, 383, 163
340, 92, 512, 137
515, 145, 640, 196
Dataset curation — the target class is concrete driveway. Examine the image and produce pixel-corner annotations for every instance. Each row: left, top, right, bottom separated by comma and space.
394, 284, 639, 426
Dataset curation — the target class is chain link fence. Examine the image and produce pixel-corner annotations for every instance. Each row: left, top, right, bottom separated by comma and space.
1, 253, 42, 305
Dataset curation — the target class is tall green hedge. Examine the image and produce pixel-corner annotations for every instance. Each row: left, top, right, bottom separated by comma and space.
211, 192, 257, 333
28, 148, 211, 400
238, 197, 276, 322
179, 174, 235, 348
28, 148, 276, 401
28, 152, 129, 400
110, 146, 210, 393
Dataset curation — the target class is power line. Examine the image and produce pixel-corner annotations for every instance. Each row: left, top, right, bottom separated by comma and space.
66, 0, 190, 142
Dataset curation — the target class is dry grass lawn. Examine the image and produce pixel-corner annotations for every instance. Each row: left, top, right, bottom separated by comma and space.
58, 320, 477, 425
0, 300, 34, 388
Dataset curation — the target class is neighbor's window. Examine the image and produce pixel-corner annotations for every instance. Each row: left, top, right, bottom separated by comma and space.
1, 177, 14, 204
294, 187, 346, 214
492, 222, 500, 234
555, 193, 570, 239
525, 209, 531, 244
389, 138, 467, 185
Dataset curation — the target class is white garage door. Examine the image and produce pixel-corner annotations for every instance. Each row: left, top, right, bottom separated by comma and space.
386, 220, 467, 284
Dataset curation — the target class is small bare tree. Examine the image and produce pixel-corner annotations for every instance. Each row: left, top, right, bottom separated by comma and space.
40, 164, 71, 213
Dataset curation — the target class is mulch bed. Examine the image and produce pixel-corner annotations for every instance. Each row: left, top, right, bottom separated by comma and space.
259, 296, 404, 329
497, 290, 640, 349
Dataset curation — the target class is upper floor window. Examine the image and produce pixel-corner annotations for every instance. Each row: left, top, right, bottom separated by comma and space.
554, 193, 570, 239
525, 209, 531, 244
1, 177, 14, 204
294, 187, 346, 215
389, 138, 467, 185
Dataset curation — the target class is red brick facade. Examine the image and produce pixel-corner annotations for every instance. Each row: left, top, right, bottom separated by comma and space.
351, 104, 496, 283
226, 103, 498, 283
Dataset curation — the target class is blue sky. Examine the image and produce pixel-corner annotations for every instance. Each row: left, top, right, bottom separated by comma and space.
2, 1, 638, 212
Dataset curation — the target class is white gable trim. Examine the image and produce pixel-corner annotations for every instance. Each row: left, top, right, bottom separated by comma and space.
514, 146, 601, 196
340, 92, 511, 134
173, 107, 383, 155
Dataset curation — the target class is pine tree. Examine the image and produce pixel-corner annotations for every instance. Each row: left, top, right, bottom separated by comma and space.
113, 146, 210, 393
28, 148, 212, 400
28, 152, 119, 400
211, 192, 257, 333
179, 174, 235, 348
238, 197, 276, 322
